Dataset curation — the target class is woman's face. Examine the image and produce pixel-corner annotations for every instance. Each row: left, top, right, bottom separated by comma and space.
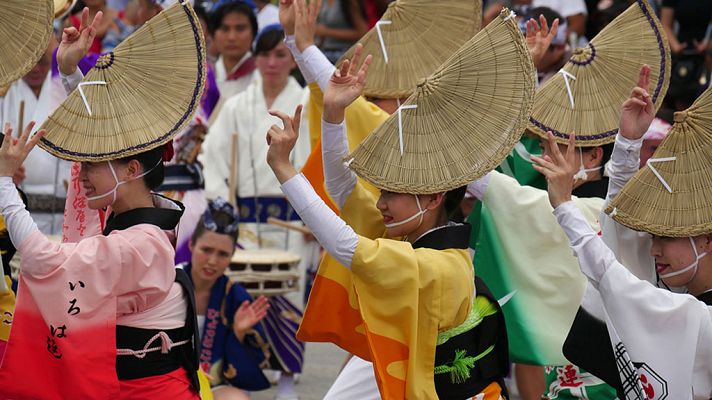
79, 161, 123, 210
214, 11, 254, 62
651, 235, 703, 286
190, 231, 235, 284
376, 191, 428, 238
255, 41, 296, 84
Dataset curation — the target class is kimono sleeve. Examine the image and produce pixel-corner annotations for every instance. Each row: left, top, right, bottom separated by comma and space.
201, 97, 238, 200
19, 225, 176, 305
350, 237, 474, 399
221, 282, 270, 391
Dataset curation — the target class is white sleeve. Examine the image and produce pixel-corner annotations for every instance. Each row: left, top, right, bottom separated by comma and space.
60, 68, 84, 95
200, 104, 234, 200
0, 177, 39, 248
284, 35, 335, 91
466, 173, 492, 200
605, 134, 644, 201
281, 173, 357, 267
322, 120, 357, 208
553, 201, 616, 284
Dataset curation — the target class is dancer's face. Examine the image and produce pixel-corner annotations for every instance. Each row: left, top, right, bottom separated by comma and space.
651, 235, 707, 287
190, 231, 235, 284
376, 191, 439, 238
214, 12, 253, 62
255, 42, 296, 85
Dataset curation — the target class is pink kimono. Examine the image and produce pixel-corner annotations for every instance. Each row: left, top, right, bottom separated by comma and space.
0, 163, 196, 399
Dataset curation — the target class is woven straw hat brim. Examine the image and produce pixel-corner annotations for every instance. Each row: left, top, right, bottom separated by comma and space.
347, 9, 536, 195
338, 0, 482, 99
0, 0, 54, 87
527, 0, 670, 147
605, 85, 712, 237
38, 2, 207, 162
54, 0, 78, 19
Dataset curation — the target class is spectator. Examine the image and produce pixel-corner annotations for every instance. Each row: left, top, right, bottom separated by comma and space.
316, 0, 368, 63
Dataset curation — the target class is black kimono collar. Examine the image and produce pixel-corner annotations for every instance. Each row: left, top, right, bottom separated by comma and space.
413, 223, 471, 251
103, 194, 184, 235
573, 176, 610, 199
696, 290, 712, 306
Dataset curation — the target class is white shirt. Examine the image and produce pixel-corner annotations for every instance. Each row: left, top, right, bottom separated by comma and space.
257, 4, 280, 30
214, 53, 256, 100
532, 0, 588, 17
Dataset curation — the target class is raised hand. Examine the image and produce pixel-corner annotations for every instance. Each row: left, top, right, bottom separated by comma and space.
0, 122, 45, 178
531, 132, 577, 209
294, 0, 321, 52
323, 44, 372, 122
526, 15, 559, 69
233, 296, 270, 342
279, 0, 296, 35
57, 7, 103, 75
619, 65, 654, 141
266, 105, 304, 183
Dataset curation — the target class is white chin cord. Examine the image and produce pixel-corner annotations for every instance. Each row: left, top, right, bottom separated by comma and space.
384, 194, 427, 229
573, 147, 601, 181
86, 159, 160, 204
660, 237, 708, 280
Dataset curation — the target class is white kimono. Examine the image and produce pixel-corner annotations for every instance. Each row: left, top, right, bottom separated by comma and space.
201, 73, 314, 307
214, 53, 255, 101
0, 73, 72, 235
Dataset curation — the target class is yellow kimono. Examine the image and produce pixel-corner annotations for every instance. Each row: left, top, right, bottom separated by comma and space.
298, 180, 474, 399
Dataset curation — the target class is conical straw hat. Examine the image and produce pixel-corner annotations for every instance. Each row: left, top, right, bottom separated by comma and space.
347, 9, 536, 194
605, 86, 712, 237
38, 2, 207, 162
0, 0, 54, 87
54, 0, 77, 19
338, 0, 482, 99
527, 0, 670, 147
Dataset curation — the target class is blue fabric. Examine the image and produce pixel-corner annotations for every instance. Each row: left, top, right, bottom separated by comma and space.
237, 196, 301, 223
183, 263, 270, 391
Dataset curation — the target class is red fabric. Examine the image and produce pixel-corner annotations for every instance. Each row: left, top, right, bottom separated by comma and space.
118, 368, 199, 400
226, 57, 256, 81
71, 14, 103, 55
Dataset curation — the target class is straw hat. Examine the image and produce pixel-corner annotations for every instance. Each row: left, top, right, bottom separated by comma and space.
605, 85, 712, 237
39, 2, 207, 162
54, 0, 77, 19
0, 0, 54, 87
338, 0, 482, 100
527, 0, 670, 147
346, 9, 535, 194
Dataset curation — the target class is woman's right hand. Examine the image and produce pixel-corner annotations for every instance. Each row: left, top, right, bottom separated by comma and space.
57, 7, 103, 76
233, 296, 270, 342
0, 122, 45, 178
294, 0, 321, 52
322, 44, 372, 123
619, 65, 654, 141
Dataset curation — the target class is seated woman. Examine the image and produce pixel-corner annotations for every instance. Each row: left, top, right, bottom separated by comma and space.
181, 198, 272, 400
533, 84, 712, 399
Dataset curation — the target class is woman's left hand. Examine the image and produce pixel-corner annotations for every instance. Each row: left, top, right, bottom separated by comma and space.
0, 122, 44, 178
531, 131, 577, 209
266, 105, 303, 183
233, 296, 270, 342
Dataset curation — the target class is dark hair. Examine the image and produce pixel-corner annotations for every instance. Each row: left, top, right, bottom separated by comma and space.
340, 0, 366, 29
191, 210, 239, 245
526, 6, 564, 27
443, 185, 467, 219
114, 146, 165, 190
208, 2, 258, 38
583, 142, 614, 168
253, 28, 285, 56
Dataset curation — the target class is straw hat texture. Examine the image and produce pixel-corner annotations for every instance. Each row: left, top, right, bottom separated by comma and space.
606, 85, 712, 237
54, 0, 77, 19
0, 0, 54, 87
347, 9, 536, 194
528, 0, 670, 146
338, 0, 482, 99
39, 1, 207, 162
